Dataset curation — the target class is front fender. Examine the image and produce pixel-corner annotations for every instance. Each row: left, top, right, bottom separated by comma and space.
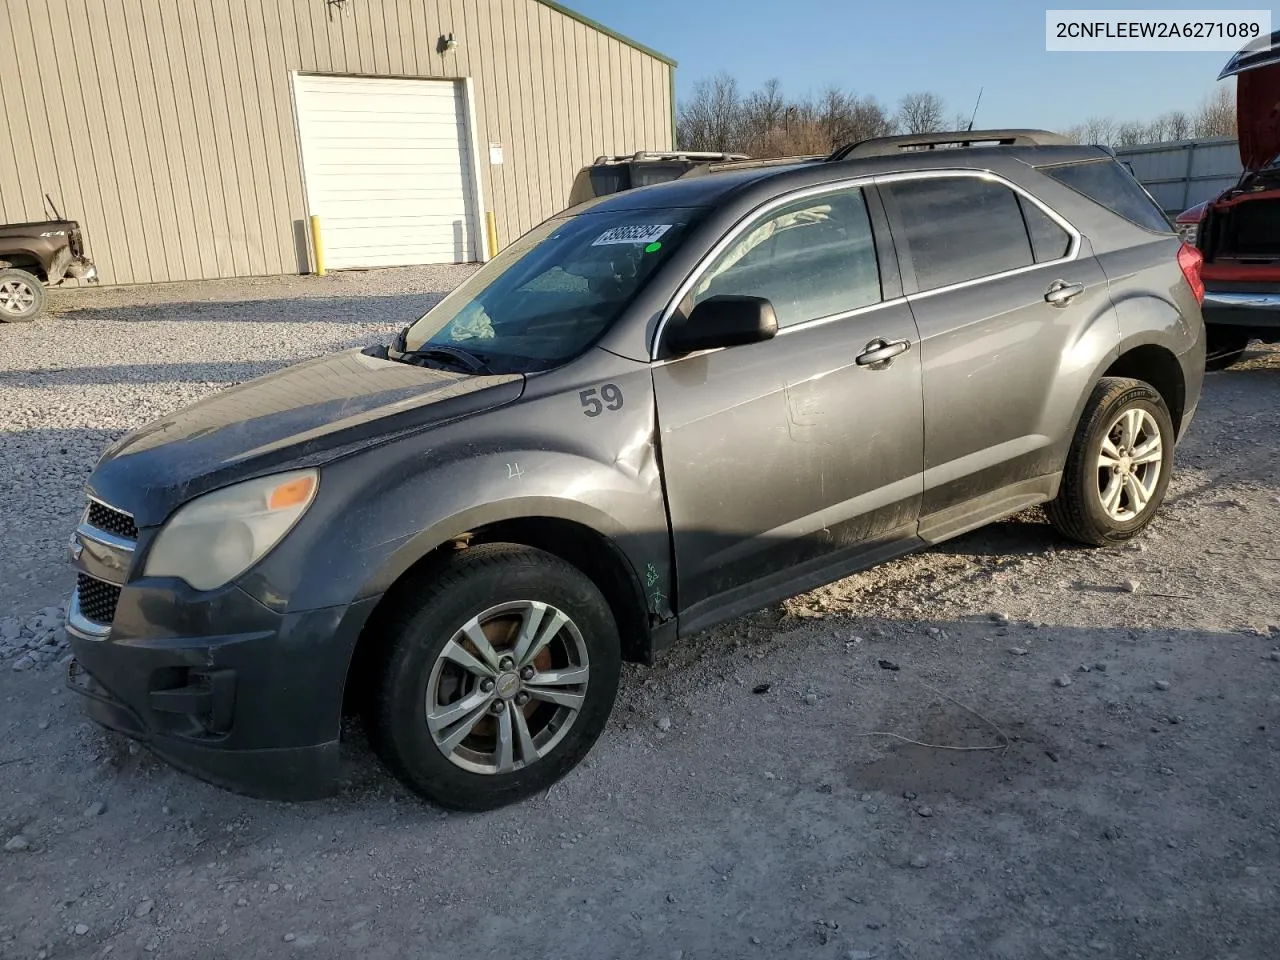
242, 359, 671, 622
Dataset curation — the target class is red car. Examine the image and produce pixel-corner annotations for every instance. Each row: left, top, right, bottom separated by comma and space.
1175, 32, 1280, 369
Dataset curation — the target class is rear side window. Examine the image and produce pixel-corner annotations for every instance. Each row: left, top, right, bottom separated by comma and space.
886, 177, 1033, 291
1019, 197, 1072, 262
1040, 159, 1172, 233
690, 186, 881, 328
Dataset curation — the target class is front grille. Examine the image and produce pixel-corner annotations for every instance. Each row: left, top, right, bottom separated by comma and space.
76, 574, 121, 626
86, 500, 138, 540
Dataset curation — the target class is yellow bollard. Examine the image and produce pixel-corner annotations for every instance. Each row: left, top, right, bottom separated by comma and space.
486, 211, 498, 260
309, 214, 326, 276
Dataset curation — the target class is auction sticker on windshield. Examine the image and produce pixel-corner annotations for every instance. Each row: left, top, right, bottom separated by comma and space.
592, 224, 672, 246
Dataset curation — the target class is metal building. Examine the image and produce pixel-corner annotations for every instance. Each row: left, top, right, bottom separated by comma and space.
0, 0, 675, 285
1114, 137, 1243, 216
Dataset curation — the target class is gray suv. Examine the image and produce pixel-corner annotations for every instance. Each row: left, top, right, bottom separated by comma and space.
65, 130, 1206, 810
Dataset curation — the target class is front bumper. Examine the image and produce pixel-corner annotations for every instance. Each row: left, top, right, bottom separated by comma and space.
1203, 290, 1280, 334
65, 587, 378, 801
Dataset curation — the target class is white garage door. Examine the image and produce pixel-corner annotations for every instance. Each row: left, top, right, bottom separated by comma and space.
294, 75, 481, 269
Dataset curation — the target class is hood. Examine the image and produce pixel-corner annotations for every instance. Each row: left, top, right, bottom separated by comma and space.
89, 349, 523, 526
1220, 30, 1280, 170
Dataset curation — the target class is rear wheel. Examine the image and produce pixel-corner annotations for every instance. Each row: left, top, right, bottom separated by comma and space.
0, 269, 45, 322
1204, 329, 1250, 371
1047, 377, 1174, 547
367, 544, 621, 810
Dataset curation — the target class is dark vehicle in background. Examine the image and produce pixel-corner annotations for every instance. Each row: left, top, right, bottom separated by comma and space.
567, 150, 824, 207
1175, 31, 1280, 369
65, 129, 1204, 811
568, 151, 750, 206
0, 214, 97, 322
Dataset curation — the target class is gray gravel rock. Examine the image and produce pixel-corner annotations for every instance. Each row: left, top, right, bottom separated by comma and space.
4, 835, 30, 852
1008, 646, 1029, 656
1154, 680, 1171, 691
909, 854, 929, 869
655, 717, 672, 733
85, 801, 105, 817
135, 899, 154, 917
1055, 675, 1074, 688
11, 656, 32, 672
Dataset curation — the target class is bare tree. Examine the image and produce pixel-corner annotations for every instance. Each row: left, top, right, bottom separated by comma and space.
1164, 110, 1191, 140
740, 78, 786, 152
1078, 116, 1118, 145
676, 73, 743, 152
1193, 87, 1236, 138
677, 76, 900, 158
897, 92, 947, 134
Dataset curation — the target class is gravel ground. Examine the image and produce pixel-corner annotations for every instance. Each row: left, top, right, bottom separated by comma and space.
2, 274, 1279, 960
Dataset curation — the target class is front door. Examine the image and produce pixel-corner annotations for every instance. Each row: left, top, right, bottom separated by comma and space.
652, 184, 925, 627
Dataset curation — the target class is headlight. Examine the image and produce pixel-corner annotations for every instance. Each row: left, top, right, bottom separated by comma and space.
144, 470, 318, 590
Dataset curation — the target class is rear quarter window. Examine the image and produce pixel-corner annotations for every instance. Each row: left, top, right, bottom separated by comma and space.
1039, 159, 1172, 234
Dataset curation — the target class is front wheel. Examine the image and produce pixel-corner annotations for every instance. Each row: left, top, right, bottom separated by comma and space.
1046, 377, 1174, 547
367, 544, 621, 810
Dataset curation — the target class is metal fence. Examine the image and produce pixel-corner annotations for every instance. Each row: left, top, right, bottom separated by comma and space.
1114, 138, 1242, 216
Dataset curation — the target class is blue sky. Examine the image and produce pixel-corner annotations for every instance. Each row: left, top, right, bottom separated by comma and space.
570, 0, 1256, 130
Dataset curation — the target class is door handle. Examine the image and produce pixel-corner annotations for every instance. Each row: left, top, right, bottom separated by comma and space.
1045, 280, 1086, 306
856, 338, 911, 367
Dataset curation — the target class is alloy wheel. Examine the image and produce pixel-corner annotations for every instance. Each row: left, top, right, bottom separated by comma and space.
1096, 407, 1163, 522
425, 600, 590, 775
0, 279, 36, 316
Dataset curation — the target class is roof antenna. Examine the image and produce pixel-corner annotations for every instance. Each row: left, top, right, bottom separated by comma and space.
966, 87, 983, 132
45, 193, 63, 221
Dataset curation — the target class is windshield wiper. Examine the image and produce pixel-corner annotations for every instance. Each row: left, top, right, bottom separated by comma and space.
400, 343, 493, 374
364, 326, 494, 373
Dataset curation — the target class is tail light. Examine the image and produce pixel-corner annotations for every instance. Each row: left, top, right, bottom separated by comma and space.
1177, 242, 1204, 306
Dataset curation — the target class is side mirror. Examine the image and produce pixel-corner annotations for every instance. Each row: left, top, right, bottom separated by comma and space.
665, 295, 778, 355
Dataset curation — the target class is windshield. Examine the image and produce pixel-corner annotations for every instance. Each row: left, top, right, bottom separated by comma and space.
404, 207, 704, 372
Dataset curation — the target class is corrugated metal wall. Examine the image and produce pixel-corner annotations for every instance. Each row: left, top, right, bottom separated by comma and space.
0, 0, 674, 285
1115, 138, 1243, 215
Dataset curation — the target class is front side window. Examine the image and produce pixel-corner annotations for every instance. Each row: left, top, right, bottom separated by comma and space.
686, 186, 882, 328
886, 177, 1035, 292
405, 207, 703, 371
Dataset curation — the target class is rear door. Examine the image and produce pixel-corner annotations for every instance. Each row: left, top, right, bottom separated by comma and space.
879, 172, 1116, 540
653, 184, 924, 625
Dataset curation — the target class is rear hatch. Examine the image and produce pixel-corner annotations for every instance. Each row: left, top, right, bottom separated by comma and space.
1200, 31, 1280, 278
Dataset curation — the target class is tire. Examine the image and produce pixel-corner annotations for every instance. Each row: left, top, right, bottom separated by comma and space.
1046, 377, 1175, 547
0, 268, 45, 322
367, 543, 621, 810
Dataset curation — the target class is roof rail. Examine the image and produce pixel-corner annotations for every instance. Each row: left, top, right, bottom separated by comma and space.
590, 151, 751, 165
702, 155, 825, 171
827, 129, 1071, 162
